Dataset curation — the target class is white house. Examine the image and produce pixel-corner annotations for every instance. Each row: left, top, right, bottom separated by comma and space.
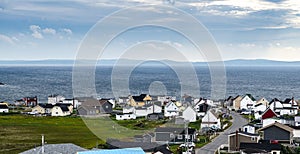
200, 109, 221, 129
156, 95, 176, 105
116, 113, 136, 120
182, 106, 197, 122
269, 98, 298, 116
0, 103, 9, 113
243, 124, 256, 134
254, 103, 267, 113
62, 98, 80, 108
262, 117, 282, 127
295, 116, 300, 127
123, 106, 135, 114
51, 105, 72, 116
240, 94, 256, 110
48, 94, 65, 104
269, 98, 283, 111
135, 108, 149, 117
164, 101, 179, 117
193, 101, 210, 117
118, 96, 129, 105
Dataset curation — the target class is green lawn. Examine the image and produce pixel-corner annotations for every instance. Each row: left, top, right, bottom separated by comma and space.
0, 115, 102, 153
0, 114, 169, 153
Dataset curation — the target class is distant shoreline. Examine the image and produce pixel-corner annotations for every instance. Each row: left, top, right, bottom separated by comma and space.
1, 59, 300, 67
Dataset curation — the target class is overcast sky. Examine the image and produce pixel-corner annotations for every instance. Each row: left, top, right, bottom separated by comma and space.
1, 0, 300, 61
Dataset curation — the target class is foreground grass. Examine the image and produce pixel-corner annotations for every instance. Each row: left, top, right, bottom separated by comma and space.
0, 115, 101, 153
0, 114, 166, 153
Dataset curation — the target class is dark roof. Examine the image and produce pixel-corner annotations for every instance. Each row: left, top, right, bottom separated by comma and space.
240, 141, 281, 152
226, 96, 234, 101
155, 127, 196, 134
245, 94, 256, 101
233, 95, 241, 100
64, 98, 74, 101
60, 105, 69, 112
132, 94, 147, 102
99, 99, 112, 106
38, 103, 54, 109
243, 123, 255, 127
153, 145, 173, 154
48, 94, 62, 97
257, 121, 293, 133
54, 104, 70, 112
254, 103, 263, 107
283, 98, 293, 104
119, 96, 129, 99
269, 98, 281, 105
0, 104, 8, 109
229, 131, 259, 137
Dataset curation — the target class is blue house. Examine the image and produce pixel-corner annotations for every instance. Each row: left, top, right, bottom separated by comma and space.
77, 147, 145, 154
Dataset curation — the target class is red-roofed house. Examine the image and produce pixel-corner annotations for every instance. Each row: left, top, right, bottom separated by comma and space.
261, 108, 278, 120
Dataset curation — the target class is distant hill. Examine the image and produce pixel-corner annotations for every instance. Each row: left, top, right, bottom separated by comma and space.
0, 59, 300, 67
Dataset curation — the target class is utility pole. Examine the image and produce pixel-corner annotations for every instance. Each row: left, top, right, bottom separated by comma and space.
41, 134, 45, 154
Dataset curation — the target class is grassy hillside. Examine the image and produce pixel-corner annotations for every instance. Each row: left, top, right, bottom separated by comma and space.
0, 115, 101, 153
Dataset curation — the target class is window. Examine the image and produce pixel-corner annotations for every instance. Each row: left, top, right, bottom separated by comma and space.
170, 133, 175, 138
185, 135, 190, 139
106, 105, 108, 109
251, 137, 256, 141
56, 112, 58, 114
178, 135, 183, 139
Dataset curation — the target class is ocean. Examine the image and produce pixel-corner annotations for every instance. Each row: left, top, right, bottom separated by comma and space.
0, 65, 300, 103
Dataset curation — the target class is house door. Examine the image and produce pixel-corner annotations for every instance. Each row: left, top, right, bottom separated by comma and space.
245, 128, 248, 132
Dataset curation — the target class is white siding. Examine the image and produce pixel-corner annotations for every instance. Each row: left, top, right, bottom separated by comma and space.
0, 109, 9, 113
243, 125, 255, 134
201, 110, 221, 129
116, 114, 136, 120
182, 106, 197, 122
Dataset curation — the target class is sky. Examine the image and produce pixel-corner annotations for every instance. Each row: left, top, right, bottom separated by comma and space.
1, 0, 300, 61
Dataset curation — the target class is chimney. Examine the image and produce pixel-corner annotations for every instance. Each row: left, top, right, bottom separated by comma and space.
235, 130, 239, 151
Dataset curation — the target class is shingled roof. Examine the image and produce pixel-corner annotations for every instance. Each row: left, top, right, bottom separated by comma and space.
20, 143, 86, 154
257, 121, 293, 133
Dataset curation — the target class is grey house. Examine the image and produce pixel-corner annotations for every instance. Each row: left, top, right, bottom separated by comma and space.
99, 99, 113, 113
147, 113, 164, 120
77, 98, 113, 115
154, 127, 196, 144
257, 121, 294, 144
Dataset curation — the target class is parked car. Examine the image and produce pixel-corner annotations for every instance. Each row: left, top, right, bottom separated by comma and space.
179, 142, 195, 148
241, 109, 251, 115
253, 123, 263, 128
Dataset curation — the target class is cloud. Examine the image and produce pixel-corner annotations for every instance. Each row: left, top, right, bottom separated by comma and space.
61, 28, 72, 35
0, 34, 14, 44
30, 25, 43, 39
42, 28, 56, 35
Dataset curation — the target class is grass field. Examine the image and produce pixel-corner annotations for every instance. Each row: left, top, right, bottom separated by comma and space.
0, 114, 104, 153
0, 114, 205, 153
0, 114, 169, 153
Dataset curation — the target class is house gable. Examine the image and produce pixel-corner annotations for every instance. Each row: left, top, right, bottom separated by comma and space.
261, 108, 277, 120
258, 122, 293, 142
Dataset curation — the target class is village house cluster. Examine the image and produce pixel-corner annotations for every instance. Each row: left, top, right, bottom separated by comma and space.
222, 94, 300, 153
3, 93, 300, 153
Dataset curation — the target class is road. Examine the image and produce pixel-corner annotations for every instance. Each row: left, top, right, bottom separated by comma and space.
196, 112, 248, 154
